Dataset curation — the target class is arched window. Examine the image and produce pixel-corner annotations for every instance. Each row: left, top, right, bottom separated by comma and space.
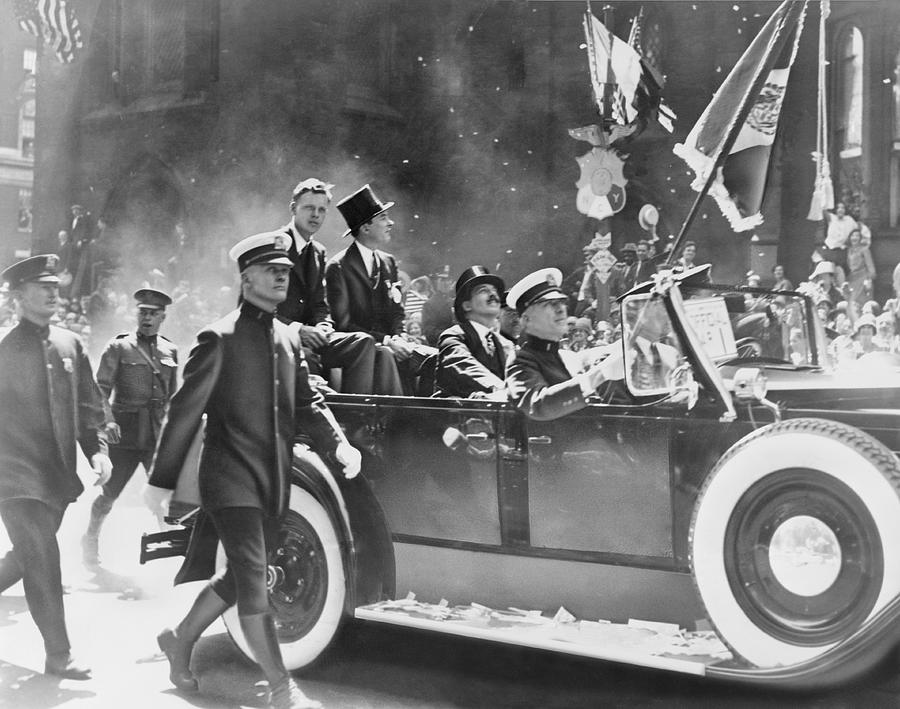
836, 26, 863, 156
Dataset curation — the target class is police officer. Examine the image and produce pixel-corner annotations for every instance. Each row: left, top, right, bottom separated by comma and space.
82, 288, 178, 567
144, 231, 360, 709
0, 254, 112, 679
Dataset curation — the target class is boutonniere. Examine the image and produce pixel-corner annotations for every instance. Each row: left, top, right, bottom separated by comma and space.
389, 282, 403, 304
62, 357, 74, 373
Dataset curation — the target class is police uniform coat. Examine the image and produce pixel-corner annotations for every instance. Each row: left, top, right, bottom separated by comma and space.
325, 241, 404, 341
276, 224, 331, 327
0, 319, 107, 507
148, 301, 344, 519
434, 321, 506, 398
506, 335, 593, 421
96, 332, 178, 450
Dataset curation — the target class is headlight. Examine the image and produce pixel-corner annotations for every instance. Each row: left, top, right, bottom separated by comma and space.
732, 367, 768, 403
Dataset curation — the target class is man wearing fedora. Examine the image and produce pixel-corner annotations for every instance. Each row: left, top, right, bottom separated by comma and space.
326, 184, 411, 395
82, 287, 178, 567
144, 231, 359, 708
0, 254, 112, 679
276, 178, 378, 394
434, 266, 509, 399
506, 268, 624, 421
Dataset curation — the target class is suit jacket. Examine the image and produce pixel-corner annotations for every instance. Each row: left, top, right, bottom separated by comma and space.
276, 223, 331, 327
434, 321, 506, 398
506, 335, 592, 421
0, 319, 107, 507
149, 301, 344, 518
96, 332, 179, 450
325, 241, 404, 341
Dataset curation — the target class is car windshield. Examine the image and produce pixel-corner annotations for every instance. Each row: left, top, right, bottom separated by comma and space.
678, 283, 820, 367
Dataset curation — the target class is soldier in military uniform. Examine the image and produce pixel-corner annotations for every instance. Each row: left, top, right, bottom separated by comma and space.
506, 268, 624, 421
0, 254, 112, 679
81, 288, 178, 567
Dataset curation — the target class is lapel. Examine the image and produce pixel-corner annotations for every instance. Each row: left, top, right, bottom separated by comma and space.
462, 320, 503, 375
346, 242, 372, 291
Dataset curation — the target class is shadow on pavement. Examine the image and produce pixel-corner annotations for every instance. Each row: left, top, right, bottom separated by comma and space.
0, 662, 94, 709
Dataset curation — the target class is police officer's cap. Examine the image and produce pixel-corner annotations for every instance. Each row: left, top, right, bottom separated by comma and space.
229, 231, 293, 271
506, 268, 566, 315
1, 254, 61, 289
133, 288, 172, 310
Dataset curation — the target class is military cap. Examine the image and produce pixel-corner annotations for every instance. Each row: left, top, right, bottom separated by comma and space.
228, 231, 293, 271
453, 265, 505, 318
133, 288, 172, 310
291, 178, 334, 203
506, 267, 566, 315
336, 184, 394, 237
1, 254, 61, 288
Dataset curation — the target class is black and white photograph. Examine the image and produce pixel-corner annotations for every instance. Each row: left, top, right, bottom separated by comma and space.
2, 0, 900, 707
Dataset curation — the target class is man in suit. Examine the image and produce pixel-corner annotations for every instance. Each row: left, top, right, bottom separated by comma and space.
434, 266, 508, 399
634, 240, 657, 285
144, 231, 359, 709
610, 242, 639, 298
276, 178, 377, 394
82, 287, 178, 567
0, 254, 112, 679
506, 268, 623, 421
325, 184, 411, 395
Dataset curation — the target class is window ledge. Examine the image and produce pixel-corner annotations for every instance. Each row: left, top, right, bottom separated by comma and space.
79, 92, 214, 125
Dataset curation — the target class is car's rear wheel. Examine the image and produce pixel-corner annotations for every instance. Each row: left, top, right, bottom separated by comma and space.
690, 418, 900, 668
219, 486, 347, 670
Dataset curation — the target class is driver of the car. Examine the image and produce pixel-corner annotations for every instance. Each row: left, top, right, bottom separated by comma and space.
506, 268, 624, 421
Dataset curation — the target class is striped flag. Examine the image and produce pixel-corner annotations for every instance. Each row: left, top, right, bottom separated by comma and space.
673, 0, 808, 232
13, 0, 83, 64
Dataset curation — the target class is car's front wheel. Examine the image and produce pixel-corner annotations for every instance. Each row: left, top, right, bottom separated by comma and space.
219, 486, 347, 670
690, 418, 900, 669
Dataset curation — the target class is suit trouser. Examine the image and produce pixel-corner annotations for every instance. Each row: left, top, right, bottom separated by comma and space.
0, 499, 70, 654
320, 331, 376, 394
207, 507, 276, 616
103, 445, 153, 499
373, 344, 405, 396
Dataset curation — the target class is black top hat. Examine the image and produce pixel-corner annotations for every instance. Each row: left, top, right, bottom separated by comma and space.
1, 254, 61, 288
336, 184, 394, 237
453, 266, 505, 319
133, 288, 173, 309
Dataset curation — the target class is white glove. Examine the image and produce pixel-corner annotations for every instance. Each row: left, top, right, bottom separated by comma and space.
91, 453, 113, 486
142, 483, 173, 516
334, 442, 362, 480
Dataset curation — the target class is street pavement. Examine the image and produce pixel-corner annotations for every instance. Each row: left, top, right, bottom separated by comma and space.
3, 456, 900, 708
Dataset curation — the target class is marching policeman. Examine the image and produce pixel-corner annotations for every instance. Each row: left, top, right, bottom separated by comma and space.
0, 254, 112, 679
82, 288, 178, 567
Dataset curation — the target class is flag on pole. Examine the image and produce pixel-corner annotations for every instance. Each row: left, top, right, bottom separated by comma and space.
13, 0, 83, 64
673, 0, 808, 232
807, 0, 834, 220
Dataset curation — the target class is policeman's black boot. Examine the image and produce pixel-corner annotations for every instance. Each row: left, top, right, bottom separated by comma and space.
239, 613, 321, 709
157, 584, 229, 693
81, 494, 114, 568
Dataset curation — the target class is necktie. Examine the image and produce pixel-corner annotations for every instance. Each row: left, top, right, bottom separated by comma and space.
484, 334, 495, 357
301, 243, 316, 285
635, 342, 662, 389
370, 253, 381, 288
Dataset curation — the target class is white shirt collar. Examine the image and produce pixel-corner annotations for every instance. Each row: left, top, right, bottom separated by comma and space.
468, 320, 496, 349
356, 242, 376, 274
289, 221, 312, 253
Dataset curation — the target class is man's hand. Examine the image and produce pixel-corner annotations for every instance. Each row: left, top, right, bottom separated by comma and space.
334, 442, 362, 479
104, 421, 121, 445
142, 483, 173, 516
91, 453, 113, 486
299, 324, 328, 350
586, 346, 625, 390
386, 335, 413, 361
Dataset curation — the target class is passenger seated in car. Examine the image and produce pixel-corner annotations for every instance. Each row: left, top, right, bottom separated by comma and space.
434, 266, 510, 399
623, 297, 681, 393
506, 268, 624, 421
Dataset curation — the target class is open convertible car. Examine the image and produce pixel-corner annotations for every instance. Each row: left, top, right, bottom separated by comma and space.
142, 265, 900, 689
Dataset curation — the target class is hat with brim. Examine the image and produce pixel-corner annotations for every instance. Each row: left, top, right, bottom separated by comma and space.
228, 231, 294, 271
854, 314, 878, 336
506, 267, 566, 315
453, 265, 505, 319
573, 317, 593, 334
134, 288, 173, 309
2, 254, 61, 288
620, 242, 638, 254
336, 184, 394, 237
809, 261, 836, 280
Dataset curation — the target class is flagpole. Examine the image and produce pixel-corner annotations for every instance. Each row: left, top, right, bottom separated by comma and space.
665, 1, 803, 266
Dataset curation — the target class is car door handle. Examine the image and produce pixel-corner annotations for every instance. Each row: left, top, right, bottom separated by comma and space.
466, 432, 492, 441
528, 435, 552, 445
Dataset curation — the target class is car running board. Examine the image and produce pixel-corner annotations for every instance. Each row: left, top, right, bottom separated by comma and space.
355, 600, 729, 677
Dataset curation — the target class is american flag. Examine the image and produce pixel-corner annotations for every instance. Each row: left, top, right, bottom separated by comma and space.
13, 0, 83, 64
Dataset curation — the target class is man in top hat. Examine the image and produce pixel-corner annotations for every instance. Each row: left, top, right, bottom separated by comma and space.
506, 268, 623, 421
0, 254, 112, 679
422, 264, 454, 346
325, 184, 410, 395
82, 287, 178, 567
434, 266, 509, 399
143, 231, 359, 708
275, 178, 378, 394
